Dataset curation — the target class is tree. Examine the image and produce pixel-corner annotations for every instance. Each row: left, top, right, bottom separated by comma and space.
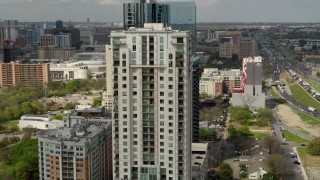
218, 163, 233, 180
237, 126, 253, 138
92, 98, 102, 107
264, 136, 280, 154
207, 129, 217, 141
64, 102, 75, 110
307, 137, 320, 156
200, 92, 210, 99
6, 139, 39, 179
240, 94, 257, 110
199, 128, 209, 140
316, 71, 320, 78
230, 106, 253, 125
263, 172, 278, 180
227, 125, 238, 141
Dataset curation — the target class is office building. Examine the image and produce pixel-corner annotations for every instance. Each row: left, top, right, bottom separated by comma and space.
54, 33, 71, 48
166, 1, 196, 55
26, 26, 43, 46
191, 58, 201, 142
56, 20, 63, 29
239, 39, 257, 60
40, 34, 55, 46
232, 56, 265, 110
123, 0, 196, 55
219, 37, 233, 59
3, 20, 18, 41
3, 40, 20, 63
0, 61, 49, 88
0, 23, 3, 63
217, 31, 241, 59
38, 46, 76, 60
37, 117, 112, 180
123, 0, 169, 30
111, 23, 192, 180
200, 68, 242, 97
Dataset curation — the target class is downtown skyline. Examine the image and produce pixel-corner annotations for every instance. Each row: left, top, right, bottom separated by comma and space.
0, 0, 320, 23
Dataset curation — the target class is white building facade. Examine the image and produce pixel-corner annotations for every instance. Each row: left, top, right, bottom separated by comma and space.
18, 115, 63, 130
111, 23, 192, 180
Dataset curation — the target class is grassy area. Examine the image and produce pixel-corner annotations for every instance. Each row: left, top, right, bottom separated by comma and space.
290, 106, 320, 126
283, 130, 310, 143
252, 132, 270, 140
290, 84, 320, 111
2, 120, 19, 129
297, 147, 320, 170
270, 88, 287, 105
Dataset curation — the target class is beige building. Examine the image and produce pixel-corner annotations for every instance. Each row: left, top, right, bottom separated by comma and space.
0, 61, 49, 88
200, 68, 242, 96
38, 46, 76, 60
0, 22, 3, 63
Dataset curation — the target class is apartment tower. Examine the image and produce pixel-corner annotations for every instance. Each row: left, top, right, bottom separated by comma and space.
110, 23, 192, 180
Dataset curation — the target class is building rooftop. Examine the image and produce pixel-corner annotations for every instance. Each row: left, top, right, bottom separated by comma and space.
37, 119, 111, 143
201, 68, 242, 79
192, 143, 208, 166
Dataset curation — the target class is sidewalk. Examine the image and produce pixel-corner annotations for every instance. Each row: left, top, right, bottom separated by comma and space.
293, 146, 308, 180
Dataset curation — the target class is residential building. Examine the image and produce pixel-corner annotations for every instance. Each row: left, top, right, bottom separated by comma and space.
0, 61, 49, 88
200, 68, 242, 96
192, 143, 210, 180
239, 38, 256, 60
111, 23, 192, 180
104, 45, 113, 110
231, 56, 265, 110
18, 115, 63, 130
191, 58, 201, 142
37, 117, 112, 180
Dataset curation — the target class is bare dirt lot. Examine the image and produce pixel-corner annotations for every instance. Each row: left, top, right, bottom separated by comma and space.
276, 104, 320, 137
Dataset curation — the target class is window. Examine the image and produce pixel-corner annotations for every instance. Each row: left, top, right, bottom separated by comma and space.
133, 76, 137, 80
160, 37, 164, 43
122, 60, 126, 66
160, 84, 164, 88
160, 92, 164, 96
168, 85, 173, 89
122, 53, 126, 59
160, 99, 164, 104
168, 92, 173, 97
132, 45, 136, 51
168, 77, 173, 81
160, 107, 164, 111
122, 76, 127, 81
160, 76, 164, 81
168, 69, 173, 74
122, 84, 127, 88
133, 84, 137, 88
123, 107, 127, 111
122, 99, 127, 103
169, 53, 173, 59
160, 114, 164, 119
132, 37, 136, 43
122, 69, 126, 73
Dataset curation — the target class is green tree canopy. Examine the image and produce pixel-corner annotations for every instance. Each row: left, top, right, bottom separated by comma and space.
218, 163, 233, 180
307, 137, 320, 156
262, 172, 278, 180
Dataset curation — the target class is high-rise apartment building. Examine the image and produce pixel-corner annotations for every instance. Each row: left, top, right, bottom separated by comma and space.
37, 116, 112, 180
56, 20, 63, 29
110, 23, 192, 180
191, 58, 201, 142
0, 61, 49, 88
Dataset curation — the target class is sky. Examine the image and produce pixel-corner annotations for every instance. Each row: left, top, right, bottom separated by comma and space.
0, 0, 319, 23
